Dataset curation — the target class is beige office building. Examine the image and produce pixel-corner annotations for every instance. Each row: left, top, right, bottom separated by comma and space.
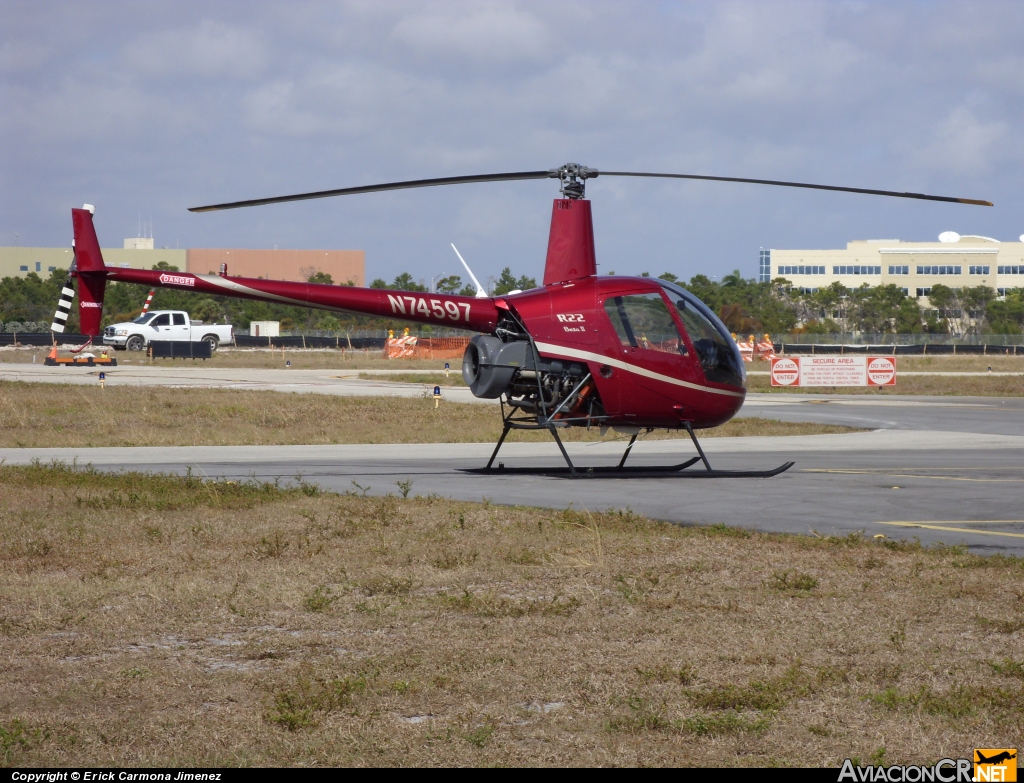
185, 249, 364, 286
760, 233, 1024, 303
0, 246, 185, 279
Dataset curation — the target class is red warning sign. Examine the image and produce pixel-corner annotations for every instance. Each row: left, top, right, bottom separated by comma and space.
770, 357, 800, 386
770, 355, 897, 387
867, 356, 897, 386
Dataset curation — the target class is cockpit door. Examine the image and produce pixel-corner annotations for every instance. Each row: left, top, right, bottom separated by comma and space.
598, 290, 704, 418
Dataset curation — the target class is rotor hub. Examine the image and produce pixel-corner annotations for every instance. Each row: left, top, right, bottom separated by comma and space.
548, 163, 598, 199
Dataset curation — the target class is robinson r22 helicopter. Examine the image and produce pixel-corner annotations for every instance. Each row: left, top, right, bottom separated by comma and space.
59, 164, 990, 477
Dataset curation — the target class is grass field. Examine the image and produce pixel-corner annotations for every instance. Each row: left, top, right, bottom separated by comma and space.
364, 367, 1024, 396
0, 381, 859, 448
364, 357, 1024, 397
0, 346, 449, 371
360, 371, 467, 386
744, 373, 1024, 397
1, 462, 1021, 766
3, 345, 1023, 375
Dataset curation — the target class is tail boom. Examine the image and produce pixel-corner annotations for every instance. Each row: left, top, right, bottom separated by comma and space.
70, 205, 500, 335
105, 267, 500, 332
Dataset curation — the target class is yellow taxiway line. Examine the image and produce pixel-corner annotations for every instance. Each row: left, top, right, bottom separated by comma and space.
806, 469, 1023, 483
875, 521, 1024, 540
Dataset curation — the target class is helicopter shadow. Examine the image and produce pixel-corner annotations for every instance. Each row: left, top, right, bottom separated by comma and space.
461, 458, 795, 479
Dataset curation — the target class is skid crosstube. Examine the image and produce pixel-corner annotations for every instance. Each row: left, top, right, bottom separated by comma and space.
472, 417, 795, 480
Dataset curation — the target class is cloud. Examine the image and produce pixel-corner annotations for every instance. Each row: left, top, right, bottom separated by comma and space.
241, 63, 427, 139
0, 40, 52, 75
2, 1, 1023, 278
910, 106, 1010, 175
388, 2, 553, 66
123, 19, 266, 79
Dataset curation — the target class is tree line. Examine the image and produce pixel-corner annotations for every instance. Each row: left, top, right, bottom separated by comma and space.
0, 264, 539, 334
656, 270, 1023, 336
1, 265, 1022, 335
368, 267, 537, 296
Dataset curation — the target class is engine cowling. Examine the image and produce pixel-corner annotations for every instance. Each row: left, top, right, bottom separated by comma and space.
462, 335, 532, 398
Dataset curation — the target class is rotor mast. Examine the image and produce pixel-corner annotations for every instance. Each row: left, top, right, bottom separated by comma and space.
543, 165, 599, 285
550, 163, 599, 200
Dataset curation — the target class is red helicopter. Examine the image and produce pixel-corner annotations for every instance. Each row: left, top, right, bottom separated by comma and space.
61, 163, 990, 477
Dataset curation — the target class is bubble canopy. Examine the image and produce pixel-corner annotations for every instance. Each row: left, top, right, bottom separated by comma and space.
658, 280, 746, 389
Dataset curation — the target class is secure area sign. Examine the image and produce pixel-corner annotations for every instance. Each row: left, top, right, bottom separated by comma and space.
770, 355, 896, 387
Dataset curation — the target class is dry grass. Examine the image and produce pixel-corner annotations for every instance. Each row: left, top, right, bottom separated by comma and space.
857, 355, 1024, 373
0, 346, 449, 371
1, 461, 1021, 766
746, 373, 1024, 397
0, 381, 860, 448
3, 345, 1023, 374
2, 346, 1021, 396
364, 363, 1024, 398
746, 355, 1024, 396
360, 372, 466, 386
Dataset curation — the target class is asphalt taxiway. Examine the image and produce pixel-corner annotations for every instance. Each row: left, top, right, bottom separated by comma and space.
1, 363, 1021, 555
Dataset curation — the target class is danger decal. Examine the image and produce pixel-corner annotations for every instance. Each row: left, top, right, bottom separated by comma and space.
159, 273, 195, 287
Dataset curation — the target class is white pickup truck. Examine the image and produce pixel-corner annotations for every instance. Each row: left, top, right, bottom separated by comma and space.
103, 310, 234, 352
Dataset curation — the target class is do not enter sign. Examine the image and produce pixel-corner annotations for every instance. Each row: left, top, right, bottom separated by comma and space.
867, 356, 896, 386
770, 357, 800, 386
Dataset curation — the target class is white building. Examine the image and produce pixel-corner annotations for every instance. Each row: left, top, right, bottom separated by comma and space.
760, 232, 1024, 302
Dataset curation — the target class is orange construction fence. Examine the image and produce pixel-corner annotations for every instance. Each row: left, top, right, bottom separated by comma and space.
733, 334, 775, 362
754, 337, 776, 361
384, 336, 470, 360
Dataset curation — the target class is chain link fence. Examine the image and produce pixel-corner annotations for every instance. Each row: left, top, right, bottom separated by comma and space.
772, 333, 1024, 346
0, 321, 49, 333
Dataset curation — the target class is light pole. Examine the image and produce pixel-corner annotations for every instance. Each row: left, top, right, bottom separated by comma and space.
431, 273, 450, 293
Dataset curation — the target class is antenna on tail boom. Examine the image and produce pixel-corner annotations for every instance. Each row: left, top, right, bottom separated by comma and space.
451, 244, 488, 298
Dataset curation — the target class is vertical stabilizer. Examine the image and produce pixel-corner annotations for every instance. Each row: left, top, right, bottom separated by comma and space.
543, 198, 596, 286
71, 206, 108, 335
72, 206, 105, 272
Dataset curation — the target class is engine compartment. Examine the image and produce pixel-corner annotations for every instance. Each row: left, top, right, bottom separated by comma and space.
462, 332, 603, 425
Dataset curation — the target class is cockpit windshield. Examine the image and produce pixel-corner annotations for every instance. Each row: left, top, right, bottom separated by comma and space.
132, 313, 156, 324
658, 281, 746, 388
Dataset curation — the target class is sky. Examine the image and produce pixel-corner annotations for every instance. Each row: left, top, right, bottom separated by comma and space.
2, 1, 1023, 288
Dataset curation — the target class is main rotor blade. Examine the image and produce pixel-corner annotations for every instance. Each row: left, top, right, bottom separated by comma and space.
597, 171, 992, 206
189, 170, 554, 212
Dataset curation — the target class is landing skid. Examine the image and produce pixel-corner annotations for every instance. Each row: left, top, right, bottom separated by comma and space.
466, 421, 794, 480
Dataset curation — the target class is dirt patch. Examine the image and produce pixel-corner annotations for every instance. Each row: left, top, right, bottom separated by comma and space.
1, 463, 1021, 766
